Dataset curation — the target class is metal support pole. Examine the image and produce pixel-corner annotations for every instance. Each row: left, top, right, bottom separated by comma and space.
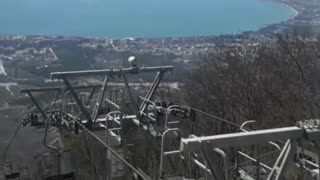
139, 71, 164, 114
91, 75, 109, 121
61, 76, 93, 129
123, 74, 139, 111
26, 91, 47, 120
267, 139, 292, 180
86, 86, 97, 106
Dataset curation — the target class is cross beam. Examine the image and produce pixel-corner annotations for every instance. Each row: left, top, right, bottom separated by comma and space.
50, 66, 173, 79
25, 91, 48, 120
139, 71, 164, 114
180, 127, 320, 153
20, 84, 102, 93
61, 76, 94, 129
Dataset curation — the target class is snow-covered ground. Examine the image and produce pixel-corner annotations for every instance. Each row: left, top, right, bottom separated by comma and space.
0, 60, 7, 76
0, 83, 17, 96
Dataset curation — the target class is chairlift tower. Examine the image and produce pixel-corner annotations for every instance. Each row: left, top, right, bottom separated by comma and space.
18, 57, 320, 180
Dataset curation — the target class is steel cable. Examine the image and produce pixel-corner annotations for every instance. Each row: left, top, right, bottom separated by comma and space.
188, 106, 242, 128
45, 111, 152, 180
2, 122, 23, 163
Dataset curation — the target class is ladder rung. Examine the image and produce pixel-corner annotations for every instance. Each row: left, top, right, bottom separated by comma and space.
164, 150, 180, 156
109, 128, 121, 131
168, 121, 179, 124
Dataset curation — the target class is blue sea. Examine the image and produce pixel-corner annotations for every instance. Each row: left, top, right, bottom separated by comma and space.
0, 0, 295, 38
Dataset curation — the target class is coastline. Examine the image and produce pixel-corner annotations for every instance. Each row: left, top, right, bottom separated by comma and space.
281, 2, 299, 19
0, 0, 310, 41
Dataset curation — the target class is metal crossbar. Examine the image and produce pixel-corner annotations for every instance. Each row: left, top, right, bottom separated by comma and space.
180, 127, 320, 152
51, 66, 173, 79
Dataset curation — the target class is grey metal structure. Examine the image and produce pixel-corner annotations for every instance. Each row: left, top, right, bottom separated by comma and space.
21, 60, 174, 180
180, 120, 320, 180
180, 126, 320, 151
19, 59, 320, 180
50, 65, 173, 129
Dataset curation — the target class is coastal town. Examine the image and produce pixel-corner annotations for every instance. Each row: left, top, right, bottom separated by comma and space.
0, 1, 318, 59
0, 0, 319, 84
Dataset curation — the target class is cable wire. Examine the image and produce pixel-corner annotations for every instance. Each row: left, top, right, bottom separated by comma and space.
189, 106, 242, 128
74, 119, 151, 180
2, 122, 23, 163
75, 119, 152, 180
46, 111, 151, 180
188, 106, 286, 146
1, 107, 39, 164
76, 147, 105, 175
